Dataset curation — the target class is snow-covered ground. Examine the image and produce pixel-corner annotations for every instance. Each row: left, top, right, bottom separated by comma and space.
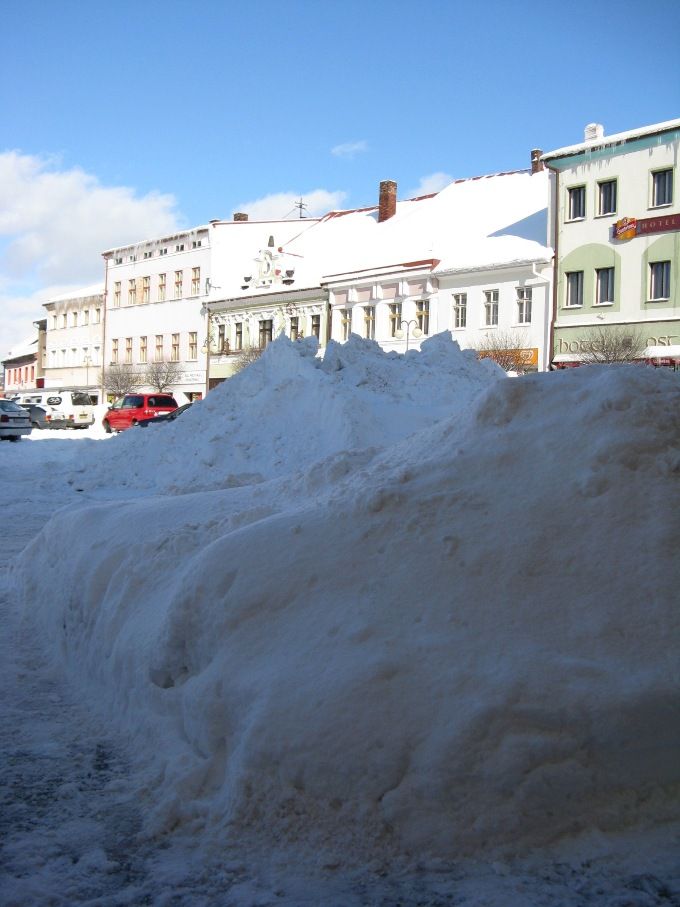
1, 335, 679, 906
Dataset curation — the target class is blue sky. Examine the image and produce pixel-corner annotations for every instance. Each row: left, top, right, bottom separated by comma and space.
1, 0, 679, 353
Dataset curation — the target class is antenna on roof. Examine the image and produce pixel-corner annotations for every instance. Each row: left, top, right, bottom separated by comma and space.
295, 197, 308, 219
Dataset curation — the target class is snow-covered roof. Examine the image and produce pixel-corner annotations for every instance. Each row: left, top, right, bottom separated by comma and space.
45, 282, 105, 305
212, 170, 551, 302
541, 118, 680, 162
4, 336, 38, 362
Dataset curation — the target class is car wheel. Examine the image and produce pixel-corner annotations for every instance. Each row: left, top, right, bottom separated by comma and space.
131, 419, 138, 426
103, 420, 112, 434
9, 436, 20, 442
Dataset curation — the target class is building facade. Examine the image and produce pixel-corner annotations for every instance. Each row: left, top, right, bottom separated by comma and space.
43, 284, 105, 401
102, 227, 211, 402
2, 323, 45, 396
542, 119, 680, 367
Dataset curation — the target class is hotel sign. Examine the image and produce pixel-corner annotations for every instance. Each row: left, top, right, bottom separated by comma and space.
614, 213, 680, 241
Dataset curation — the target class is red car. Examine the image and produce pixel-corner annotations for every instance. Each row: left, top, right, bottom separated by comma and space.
103, 393, 178, 432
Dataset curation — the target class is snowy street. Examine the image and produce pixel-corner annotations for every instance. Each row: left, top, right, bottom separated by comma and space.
1, 337, 679, 906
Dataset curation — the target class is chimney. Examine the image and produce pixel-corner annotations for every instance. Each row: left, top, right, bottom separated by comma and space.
378, 180, 397, 223
233, 212, 249, 222
530, 149, 544, 173
584, 123, 604, 143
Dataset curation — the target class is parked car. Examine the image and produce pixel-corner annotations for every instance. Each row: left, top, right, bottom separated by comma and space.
12, 391, 95, 428
102, 393, 178, 432
19, 403, 50, 430
136, 402, 193, 428
0, 399, 32, 441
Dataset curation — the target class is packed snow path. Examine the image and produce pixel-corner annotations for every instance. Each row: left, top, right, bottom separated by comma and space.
0, 445, 151, 906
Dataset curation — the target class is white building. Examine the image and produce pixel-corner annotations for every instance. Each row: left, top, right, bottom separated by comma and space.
542, 118, 680, 367
207, 160, 553, 374
102, 227, 211, 402
43, 284, 105, 401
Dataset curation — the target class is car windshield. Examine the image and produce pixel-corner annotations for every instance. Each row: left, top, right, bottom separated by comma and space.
0, 400, 25, 413
71, 393, 92, 406
149, 396, 177, 407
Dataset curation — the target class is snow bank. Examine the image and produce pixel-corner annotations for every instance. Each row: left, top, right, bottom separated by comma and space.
12, 344, 680, 868
72, 333, 501, 494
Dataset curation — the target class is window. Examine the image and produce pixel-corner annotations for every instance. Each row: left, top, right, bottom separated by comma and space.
259, 319, 273, 348
416, 300, 430, 335
192, 240, 202, 248
158, 273, 166, 302
217, 324, 226, 351
649, 261, 671, 300
595, 267, 615, 304
94, 307, 101, 324
189, 332, 197, 359
83, 309, 89, 326
128, 279, 137, 305
364, 305, 375, 340
111, 339, 119, 364
235, 322, 243, 350
290, 316, 299, 340
566, 271, 584, 307
140, 336, 147, 364
159, 248, 168, 256
598, 180, 617, 216
143, 250, 153, 259
174, 270, 183, 299
191, 267, 200, 296
453, 293, 467, 329
389, 302, 402, 337
484, 290, 499, 326
72, 311, 78, 327
155, 334, 164, 361
142, 276, 150, 303
176, 244, 185, 252
114, 257, 123, 265
341, 307, 352, 341
113, 282, 121, 307
652, 169, 673, 207
62, 313, 67, 328
171, 333, 180, 361
567, 186, 586, 220
517, 287, 532, 324
125, 337, 133, 364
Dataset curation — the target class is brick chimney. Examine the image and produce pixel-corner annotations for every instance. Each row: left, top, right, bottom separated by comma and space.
530, 149, 544, 173
378, 180, 397, 222
233, 212, 249, 222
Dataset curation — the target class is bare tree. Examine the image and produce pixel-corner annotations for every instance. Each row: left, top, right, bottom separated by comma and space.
231, 346, 264, 375
578, 325, 645, 365
145, 359, 184, 392
103, 363, 144, 398
473, 331, 535, 374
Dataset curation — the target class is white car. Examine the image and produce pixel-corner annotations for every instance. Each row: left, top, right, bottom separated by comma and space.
0, 399, 32, 441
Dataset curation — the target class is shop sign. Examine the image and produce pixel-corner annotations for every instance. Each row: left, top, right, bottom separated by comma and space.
613, 217, 637, 240
613, 213, 680, 240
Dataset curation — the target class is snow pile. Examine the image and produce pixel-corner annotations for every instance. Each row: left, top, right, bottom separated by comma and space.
11, 347, 680, 869
74, 333, 501, 494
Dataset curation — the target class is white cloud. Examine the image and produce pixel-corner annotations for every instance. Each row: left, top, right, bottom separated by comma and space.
407, 172, 453, 198
331, 140, 368, 159
234, 189, 347, 222
0, 151, 183, 356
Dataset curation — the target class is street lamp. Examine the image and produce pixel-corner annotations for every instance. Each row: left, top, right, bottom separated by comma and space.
394, 319, 423, 351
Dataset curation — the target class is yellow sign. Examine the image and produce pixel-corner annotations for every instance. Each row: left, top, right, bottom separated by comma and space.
614, 217, 637, 241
